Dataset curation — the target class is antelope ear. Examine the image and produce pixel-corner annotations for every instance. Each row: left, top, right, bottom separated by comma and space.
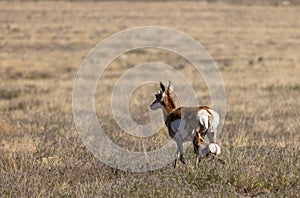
159, 81, 165, 92
168, 81, 174, 93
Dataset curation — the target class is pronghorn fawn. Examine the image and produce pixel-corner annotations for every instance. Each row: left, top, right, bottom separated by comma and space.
193, 132, 223, 167
150, 81, 221, 168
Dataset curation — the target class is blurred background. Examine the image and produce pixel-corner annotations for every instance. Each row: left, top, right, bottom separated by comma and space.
0, 0, 299, 197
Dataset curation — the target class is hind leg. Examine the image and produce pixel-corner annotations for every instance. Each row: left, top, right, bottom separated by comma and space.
207, 127, 218, 144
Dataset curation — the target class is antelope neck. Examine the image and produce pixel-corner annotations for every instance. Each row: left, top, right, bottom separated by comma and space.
161, 97, 176, 125
163, 94, 176, 114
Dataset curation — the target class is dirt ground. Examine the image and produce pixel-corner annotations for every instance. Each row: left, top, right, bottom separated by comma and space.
0, 1, 299, 197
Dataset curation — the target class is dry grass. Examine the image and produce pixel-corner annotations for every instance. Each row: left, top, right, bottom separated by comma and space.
0, 0, 299, 197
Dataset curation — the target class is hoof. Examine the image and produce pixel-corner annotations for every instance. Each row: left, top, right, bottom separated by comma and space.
180, 155, 186, 164
209, 155, 226, 165
216, 158, 226, 165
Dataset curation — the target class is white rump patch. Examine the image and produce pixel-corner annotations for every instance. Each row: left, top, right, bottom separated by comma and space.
197, 109, 210, 129
209, 143, 221, 155
208, 109, 220, 131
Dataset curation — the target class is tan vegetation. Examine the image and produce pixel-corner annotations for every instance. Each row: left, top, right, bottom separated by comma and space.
0, 1, 299, 197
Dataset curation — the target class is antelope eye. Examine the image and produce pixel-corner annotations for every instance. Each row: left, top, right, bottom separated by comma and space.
155, 93, 161, 100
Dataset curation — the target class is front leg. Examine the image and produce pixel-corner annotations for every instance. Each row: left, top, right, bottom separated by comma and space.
174, 149, 180, 168
174, 135, 185, 165
180, 154, 186, 165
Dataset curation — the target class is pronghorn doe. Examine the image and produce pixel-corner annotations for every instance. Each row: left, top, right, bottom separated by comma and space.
150, 81, 221, 168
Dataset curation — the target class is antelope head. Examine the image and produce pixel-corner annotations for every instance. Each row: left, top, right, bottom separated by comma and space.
150, 81, 174, 112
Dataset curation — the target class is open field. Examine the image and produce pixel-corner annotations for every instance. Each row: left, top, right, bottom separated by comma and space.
0, 1, 299, 197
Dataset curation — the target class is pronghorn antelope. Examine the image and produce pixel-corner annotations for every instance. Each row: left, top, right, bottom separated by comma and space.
150, 81, 221, 168
193, 132, 222, 167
